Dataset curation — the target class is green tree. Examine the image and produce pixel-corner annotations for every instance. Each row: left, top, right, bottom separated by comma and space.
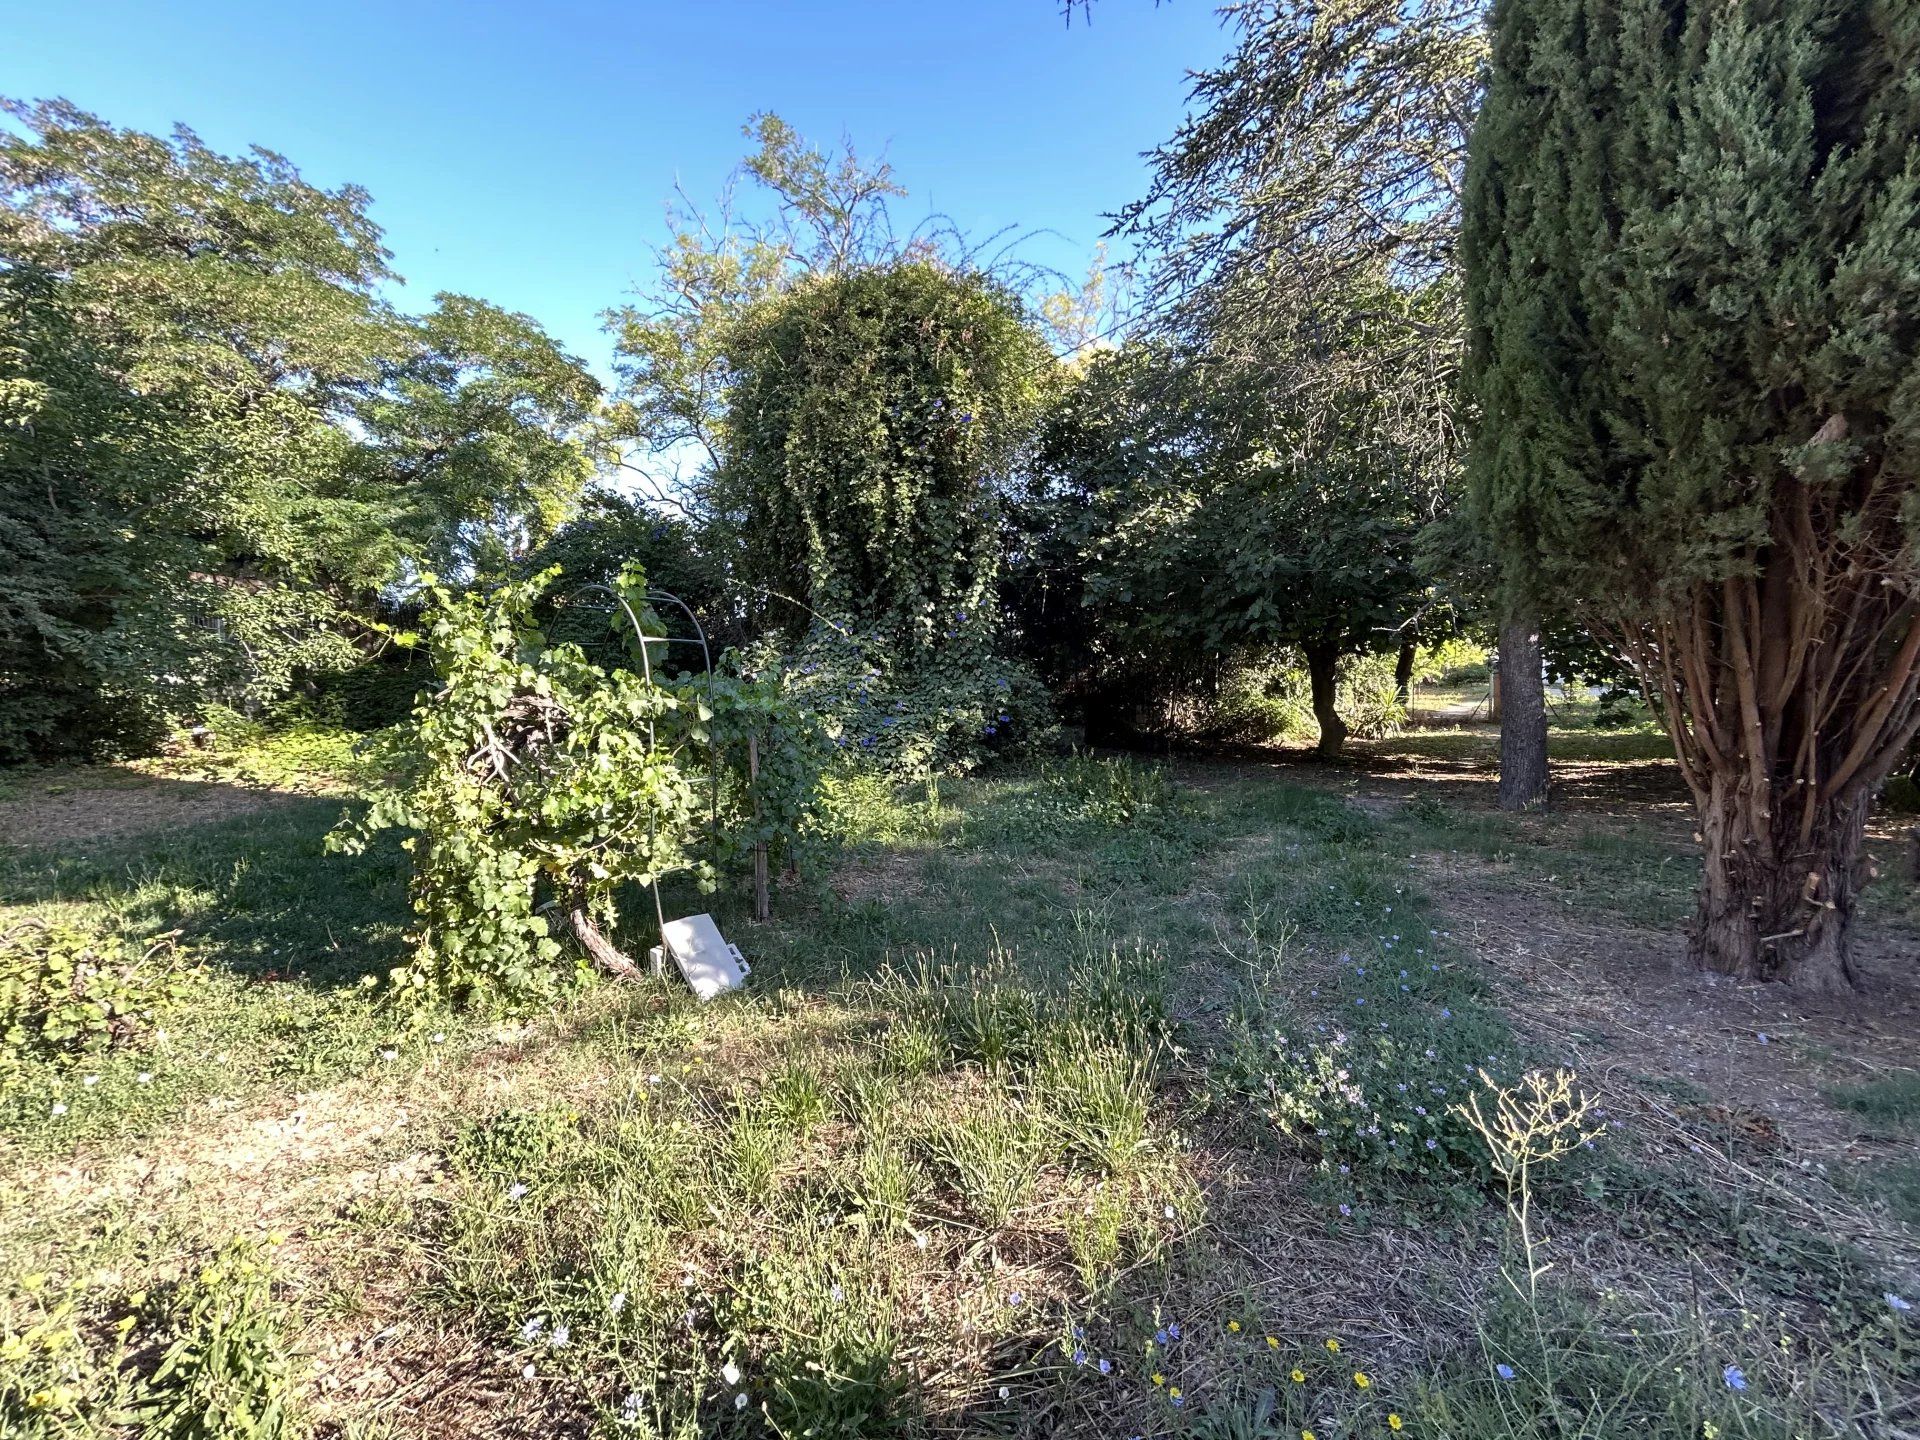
0, 100, 599, 757
354, 294, 603, 581
1107, 0, 1486, 762
1024, 331, 1440, 755
1463, 0, 1920, 990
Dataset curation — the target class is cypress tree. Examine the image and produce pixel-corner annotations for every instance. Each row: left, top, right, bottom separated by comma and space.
1463, 0, 1920, 992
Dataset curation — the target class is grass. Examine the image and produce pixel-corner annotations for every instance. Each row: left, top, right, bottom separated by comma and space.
2, 730, 1916, 1438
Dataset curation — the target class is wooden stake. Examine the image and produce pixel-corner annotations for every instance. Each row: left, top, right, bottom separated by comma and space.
748, 732, 770, 924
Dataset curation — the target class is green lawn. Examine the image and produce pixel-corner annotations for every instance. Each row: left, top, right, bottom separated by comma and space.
2, 737, 1915, 1439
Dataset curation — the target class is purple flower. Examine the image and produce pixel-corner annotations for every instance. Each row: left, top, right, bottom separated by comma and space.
1098, 1358, 1112, 1375
1887, 1293, 1911, 1311
1723, 1364, 1747, 1392
1495, 1363, 1515, 1381
1073, 1348, 1086, 1366
1167, 1322, 1180, 1341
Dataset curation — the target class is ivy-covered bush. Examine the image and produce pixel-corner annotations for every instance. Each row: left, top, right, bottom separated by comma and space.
332, 564, 829, 1011
720, 261, 1056, 772
0, 918, 200, 1078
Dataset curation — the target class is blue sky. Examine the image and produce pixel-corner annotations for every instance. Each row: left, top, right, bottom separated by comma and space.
4, 0, 1231, 380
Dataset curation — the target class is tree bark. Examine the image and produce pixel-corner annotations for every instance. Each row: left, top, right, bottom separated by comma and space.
1691, 780, 1866, 993
1304, 640, 1347, 757
1394, 640, 1417, 709
1497, 612, 1549, 810
567, 898, 644, 980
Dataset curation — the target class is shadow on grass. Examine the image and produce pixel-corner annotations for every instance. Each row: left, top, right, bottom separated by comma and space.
0, 783, 410, 990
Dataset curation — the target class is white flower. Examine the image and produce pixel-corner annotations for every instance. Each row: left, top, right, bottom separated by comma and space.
431, 1032, 445, 1044
721, 1361, 741, 1386
1163, 1205, 1176, 1220
830, 1283, 845, 1303
1889, 1293, 1913, 1312
136, 1072, 153, 1085
507, 1181, 529, 1201
647, 1073, 662, 1085
380, 1049, 397, 1062
998, 1386, 1010, 1400
734, 1392, 748, 1411
520, 1317, 544, 1341
549, 1324, 570, 1349
83, 1074, 100, 1087
913, 1232, 928, 1250
521, 1362, 536, 1380
609, 1291, 628, 1315
50, 1102, 67, 1116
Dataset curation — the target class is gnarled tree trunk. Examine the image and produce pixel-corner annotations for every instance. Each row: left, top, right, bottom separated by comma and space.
567, 893, 644, 980
1693, 776, 1868, 991
1304, 639, 1347, 757
1497, 612, 1549, 811
1614, 471, 1920, 993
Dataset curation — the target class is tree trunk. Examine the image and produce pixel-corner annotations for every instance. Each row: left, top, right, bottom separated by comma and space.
1691, 778, 1867, 994
1304, 640, 1347, 757
1394, 641, 1417, 709
1497, 611, 1549, 810
567, 897, 644, 979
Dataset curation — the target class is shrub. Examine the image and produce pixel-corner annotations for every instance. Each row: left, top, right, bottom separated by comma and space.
135, 1240, 303, 1440
0, 918, 200, 1078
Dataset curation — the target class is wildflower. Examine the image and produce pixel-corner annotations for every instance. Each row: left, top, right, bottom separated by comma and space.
1304, 1431, 1318, 1440
1170, 1389, 1185, 1408
721, 1362, 741, 1386
1495, 1363, 1515, 1381
1163, 1204, 1177, 1219
50, 1102, 67, 1116
1267, 1336, 1280, 1349
1227, 1320, 1241, 1333
1168, 1322, 1181, 1340
1098, 1358, 1112, 1375
734, 1393, 748, 1411
521, 1363, 536, 1379
1155, 1329, 1169, 1345
506, 1181, 528, 1201
1325, 1338, 1341, 1353
431, 1032, 445, 1044
380, 1049, 397, 1061
999, 1386, 1011, 1400
136, 1072, 153, 1085
831, 1283, 845, 1303
1290, 1368, 1306, 1383
1152, 1372, 1166, 1387
549, 1324, 570, 1349
1888, 1293, 1913, 1312
520, 1317, 545, 1341
1338, 1203, 1352, 1218
609, 1291, 627, 1315
1007, 1291, 1023, 1306
1722, 1364, 1747, 1392
83, 1074, 99, 1087
1073, 1348, 1087, 1366
1389, 1416, 1403, 1431
1354, 1371, 1371, 1389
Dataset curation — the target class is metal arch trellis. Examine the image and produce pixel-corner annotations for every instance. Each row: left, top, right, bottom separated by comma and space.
561, 582, 721, 963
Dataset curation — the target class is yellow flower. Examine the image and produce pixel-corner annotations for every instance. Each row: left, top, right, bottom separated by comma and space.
1228, 1320, 1242, 1333
1152, 1372, 1165, 1387
1354, 1371, 1372, 1389
1267, 1335, 1280, 1349
1290, 1368, 1307, 1383
1169, 1387, 1183, 1399
1304, 1431, 1318, 1440
1389, 1416, 1404, 1432
1326, 1338, 1341, 1353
